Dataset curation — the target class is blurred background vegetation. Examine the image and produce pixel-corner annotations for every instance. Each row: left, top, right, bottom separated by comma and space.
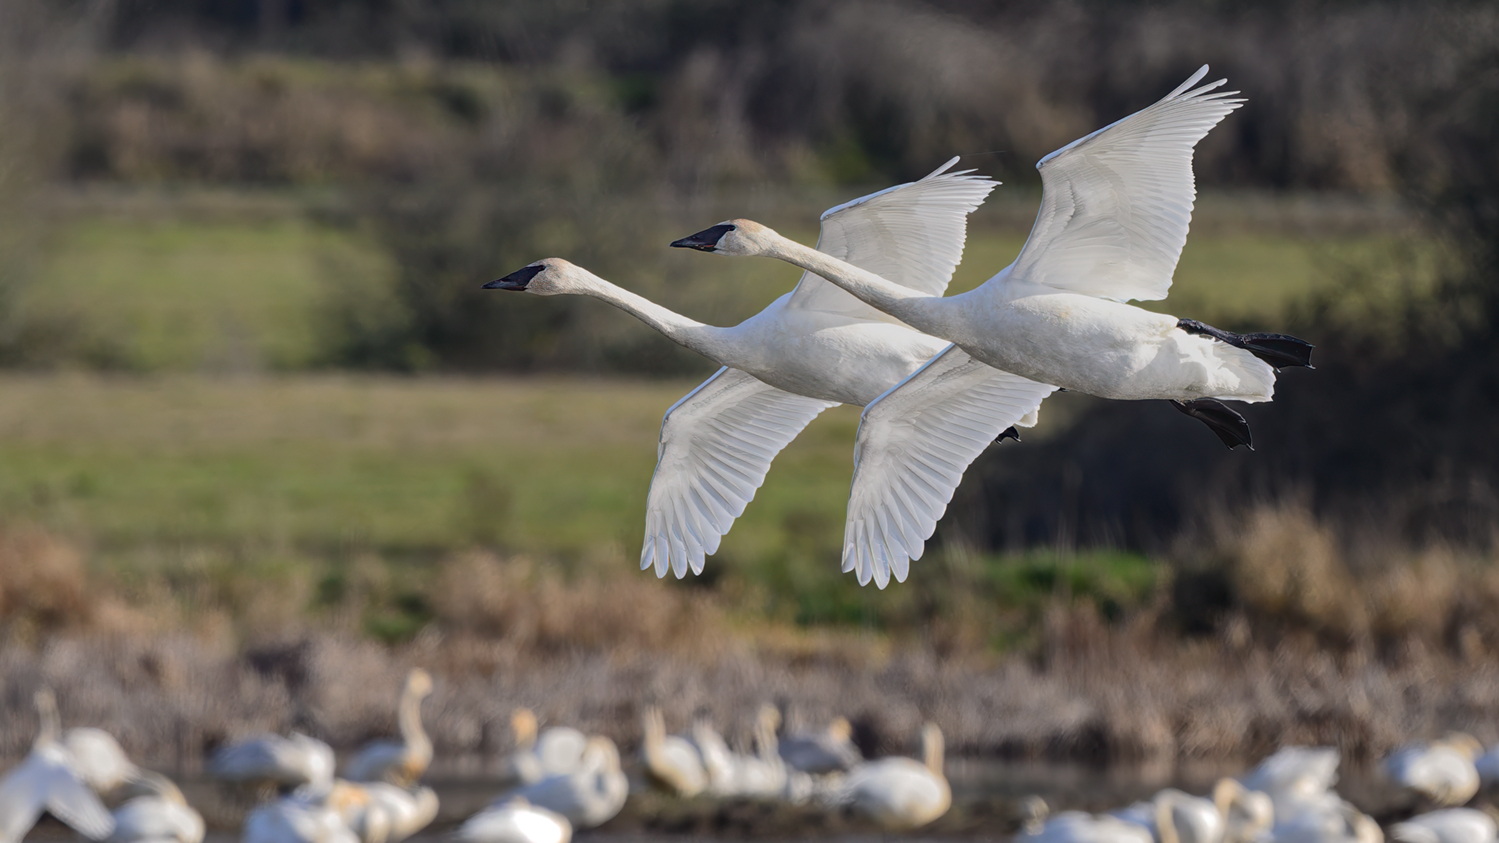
2, 0, 1499, 764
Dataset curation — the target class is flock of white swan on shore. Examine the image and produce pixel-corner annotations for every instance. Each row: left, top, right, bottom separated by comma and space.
486, 64, 1314, 590
6, 672, 1499, 842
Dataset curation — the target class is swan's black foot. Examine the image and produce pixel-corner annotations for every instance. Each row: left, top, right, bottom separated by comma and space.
993, 426, 1021, 445
1171, 398, 1254, 450
1177, 318, 1315, 371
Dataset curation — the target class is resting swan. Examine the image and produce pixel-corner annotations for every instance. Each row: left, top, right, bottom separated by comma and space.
456, 797, 573, 843
344, 669, 434, 787
833, 722, 950, 830
485, 161, 1002, 580
639, 707, 708, 797
779, 715, 861, 775
672, 66, 1314, 587
1390, 808, 1497, 843
106, 771, 205, 843
210, 731, 336, 794
0, 690, 115, 843
1385, 733, 1482, 807
496, 737, 628, 829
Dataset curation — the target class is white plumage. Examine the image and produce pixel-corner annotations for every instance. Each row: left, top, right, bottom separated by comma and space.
343, 669, 434, 787
1390, 808, 1498, 843
0, 690, 115, 843
1386, 734, 1482, 807
487, 159, 996, 579
455, 798, 573, 843
639, 707, 708, 798
778, 715, 861, 775
831, 722, 949, 830
496, 737, 628, 829
107, 772, 204, 843
210, 732, 336, 793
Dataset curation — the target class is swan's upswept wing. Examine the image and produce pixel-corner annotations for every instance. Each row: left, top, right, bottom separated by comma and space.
1007, 65, 1243, 303
844, 346, 1055, 588
0, 748, 116, 843
786, 157, 997, 317
643, 367, 837, 578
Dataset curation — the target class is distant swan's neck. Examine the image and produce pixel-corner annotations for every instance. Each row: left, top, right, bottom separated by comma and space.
399, 687, 430, 758
576, 274, 733, 363
764, 234, 944, 332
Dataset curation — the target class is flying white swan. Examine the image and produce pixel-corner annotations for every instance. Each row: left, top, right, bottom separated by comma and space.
344, 669, 434, 787
831, 722, 950, 830
671, 66, 1313, 587
495, 736, 628, 829
455, 797, 573, 843
640, 706, 708, 797
210, 731, 336, 795
502, 709, 588, 786
106, 770, 205, 843
0, 690, 115, 843
778, 715, 861, 775
1385, 734, 1482, 807
485, 161, 1002, 579
1390, 808, 1497, 843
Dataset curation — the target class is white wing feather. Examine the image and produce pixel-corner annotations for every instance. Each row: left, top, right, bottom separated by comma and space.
1008, 65, 1244, 302
844, 346, 1056, 588
787, 157, 997, 316
0, 747, 116, 843
642, 367, 836, 578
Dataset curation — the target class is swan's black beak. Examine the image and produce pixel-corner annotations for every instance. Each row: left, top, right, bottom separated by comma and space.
484, 264, 545, 291
670, 224, 734, 252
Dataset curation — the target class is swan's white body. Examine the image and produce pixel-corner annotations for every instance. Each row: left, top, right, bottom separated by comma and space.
1240, 746, 1342, 806
362, 783, 438, 842
344, 669, 434, 787
640, 707, 708, 797
687, 66, 1289, 586
1021, 812, 1158, 843
504, 710, 589, 786
1111, 780, 1274, 843
832, 723, 949, 830
242, 794, 360, 843
491, 160, 997, 579
64, 728, 142, 799
107, 772, 205, 843
1390, 809, 1497, 843
778, 716, 861, 775
0, 691, 115, 843
456, 798, 573, 843
1386, 736, 1482, 807
1262, 798, 1382, 843
497, 737, 628, 829
211, 732, 336, 792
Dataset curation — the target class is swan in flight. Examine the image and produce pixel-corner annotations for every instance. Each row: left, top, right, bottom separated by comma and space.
495, 736, 628, 829
832, 722, 950, 830
456, 797, 573, 843
1385, 734, 1482, 807
671, 66, 1313, 587
778, 715, 862, 775
504, 709, 589, 785
640, 706, 708, 797
210, 731, 336, 795
344, 669, 434, 787
0, 690, 115, 843
1390, 808, 1497, 843
485, 161, 1003, 579
106, 770, 205, 843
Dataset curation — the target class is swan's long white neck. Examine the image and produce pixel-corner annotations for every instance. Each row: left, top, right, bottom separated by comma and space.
399, 685, 431, 759
570, 271, 733, 363
762, 234, 944, 333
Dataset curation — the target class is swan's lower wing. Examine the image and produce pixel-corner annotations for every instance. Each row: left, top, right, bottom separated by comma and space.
36, 758, 115, 840
844, 346, 1055, 588
643, 368, 837, 578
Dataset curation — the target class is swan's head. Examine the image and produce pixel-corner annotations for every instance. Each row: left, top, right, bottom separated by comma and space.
670, 219, 777, 257
484, 258, 591, 296
406, 667, 433, 698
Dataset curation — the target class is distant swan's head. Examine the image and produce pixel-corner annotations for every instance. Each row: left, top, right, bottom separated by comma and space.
670, 219, 777, 257
484, 258, 591, 296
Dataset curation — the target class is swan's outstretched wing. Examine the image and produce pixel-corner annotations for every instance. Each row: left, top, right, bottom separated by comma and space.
843, 346, 1055, 588
643, 367, 836, 578
786, 157, 997, 316
1007, 65, 1243, 303
0, 749, 116, 843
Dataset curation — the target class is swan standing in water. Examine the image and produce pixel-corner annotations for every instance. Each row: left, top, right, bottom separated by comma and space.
486, 162, 1012, 580
1385, 734, 1482, 807
502, 709, 588, 786
496, 736, 628, 829
0, 690, 115, 843
345, 669, 434, 787
455, 797, 573, 843
640, 707, 708, 797
106, 771, 205, 843
211, 731, 336, 795
672, 66, 1313, 586
832, 722, 950, 830
1389, 808, 1497, 843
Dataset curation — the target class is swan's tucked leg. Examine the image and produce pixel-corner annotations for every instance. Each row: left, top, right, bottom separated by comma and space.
1177, 318, 1315, 371
993, 426, 1021, 444
1171, 398, 1254, 451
